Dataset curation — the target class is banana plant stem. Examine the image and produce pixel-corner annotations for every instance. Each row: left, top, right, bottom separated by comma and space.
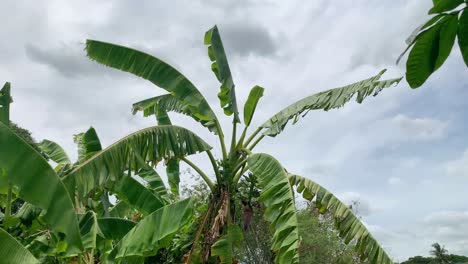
216, 121, 228, 160
185, 204, 213, 264
248, 135, 265, 151
232, 158, 248, 176
207, 150, 222, 184
230, 120, 237, 155
236, 126, 248, 148
244, 127, 262, 147
233, 164, 249, 184
5, 182, 12, 219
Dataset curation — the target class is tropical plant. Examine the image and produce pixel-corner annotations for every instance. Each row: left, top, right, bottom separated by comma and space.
398, 0, 468, 88
401, 243, 468, 264
185, 174, 369, 264
429, 243, 449, 264
0, 83, 199, 263
80, 24, 402, 263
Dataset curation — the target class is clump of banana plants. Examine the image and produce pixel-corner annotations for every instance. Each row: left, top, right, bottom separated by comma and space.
0, 25, 401, 264
84, 25, 400, 263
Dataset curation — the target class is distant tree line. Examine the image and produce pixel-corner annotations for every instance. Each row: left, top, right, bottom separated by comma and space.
401, 243, 468, 264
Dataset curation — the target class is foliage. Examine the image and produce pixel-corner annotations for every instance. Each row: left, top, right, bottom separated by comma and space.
261, 70, 401, 137
0, 22, 402, 263
429, 243, 450, 264
401, 242, 468, 264
297, 208, 368, 264
289, 174, 394, 264
399, 0, 468, 88
204, 25, 240, 121
247, 154, 299, 263
0, 121, 83, 255
0, 227, 39, 264
85, 40, 220, 135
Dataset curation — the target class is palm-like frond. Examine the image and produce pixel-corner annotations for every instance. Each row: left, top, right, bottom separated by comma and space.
73, 127, 102, 163
261, 70, 402, 137
114, 175, 166, 215
132, 94, 191, 121
97, 217, 136, 241
288, 174, 394, 264
109, 198, 194, 260
204, 26, 239, 121
0, 227, 39, 264
109, 201, 133, 218
86, 40, 220, 134
243, 85, 265, 127
79, 211, 99, 250
38, 139, 71, 165
62, 125, 211, 197
135, 162, 169, 200
0, 122, 83, 255
247, 153, 299, 264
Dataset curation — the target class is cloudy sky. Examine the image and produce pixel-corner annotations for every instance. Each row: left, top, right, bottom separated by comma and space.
2, 0, 468, 261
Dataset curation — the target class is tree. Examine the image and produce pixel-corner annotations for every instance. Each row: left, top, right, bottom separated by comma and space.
430, 243, 449, 264
398, 0, 468, 88
81, 25, 401, 263
0, 25, 401, 263
0, 84, 196, 263
401, 243, 468, 264
183, 175, 369, 264
297, 204, 369, 264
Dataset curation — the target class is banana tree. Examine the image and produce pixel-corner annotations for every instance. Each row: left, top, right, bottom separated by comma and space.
0, 84, 200, 263
84, 25, 402, 263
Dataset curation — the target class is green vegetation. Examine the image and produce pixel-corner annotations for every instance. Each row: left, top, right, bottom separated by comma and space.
0, 25, 402, 263
399, 0, 468, 88
183, 175, 369, 264
401, 243, 468, 264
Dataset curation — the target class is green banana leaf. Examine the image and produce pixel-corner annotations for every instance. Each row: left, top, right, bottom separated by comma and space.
86, 40, 220, 134
38, 139, 71, 165
261, 70, 401, 137
73, 127, 102, 163
396, 13, 446, 65
0, 122, 83, 255
247, 153, 299, 264
97, 218, 136, 241
428, 0, 463, 14
458, 9, 468, 66
114, 175, 165, 215
406, 14, 458, 88
79, 211, 99, 249
0, 227, 39, 264
211, 224, 244, 263
204, 26, 240, 121
109, 198, 194, 260
109, 201, 134, 219
63, 125, 211, 197
288, 174, 394, 264
133, 94, 196, 125
166, 159, 180, 197
133, 93, 203, 194
135, 163, 169, 202
243, 85, 265, 126
0, 82, 11, 124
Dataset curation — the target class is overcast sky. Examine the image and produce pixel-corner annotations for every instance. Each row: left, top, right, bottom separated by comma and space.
2, 0, 468, 261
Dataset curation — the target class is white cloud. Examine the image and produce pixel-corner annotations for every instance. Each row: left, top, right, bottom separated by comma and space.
391, 114, 448, 140
446, 149, 468, 177
388, 177, 403, 186
422, 211, 468, 255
